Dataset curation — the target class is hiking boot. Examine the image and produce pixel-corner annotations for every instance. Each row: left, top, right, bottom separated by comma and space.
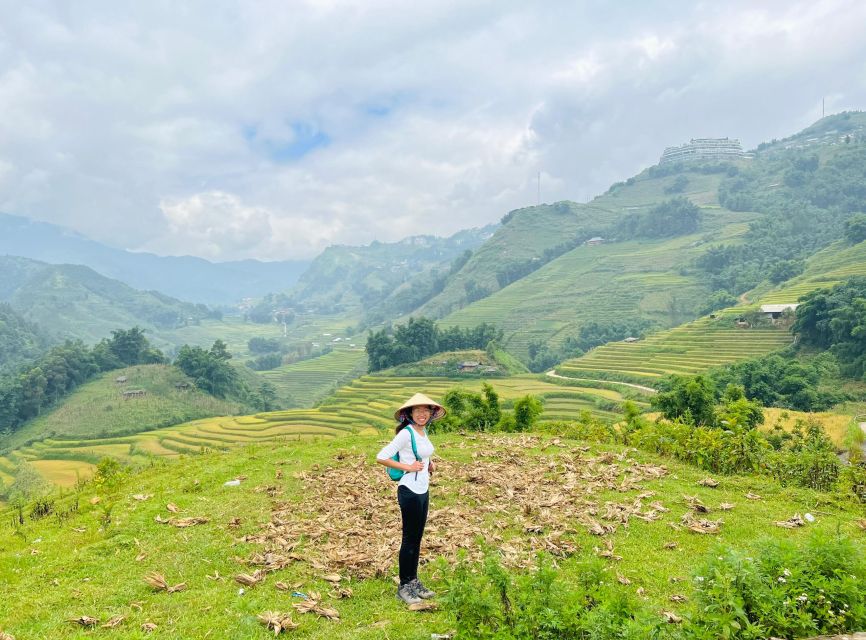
409, 577, 436, 599
396, 582, 423, 605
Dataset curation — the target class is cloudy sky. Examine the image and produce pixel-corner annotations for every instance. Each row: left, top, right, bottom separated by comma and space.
1, 1, 865, 261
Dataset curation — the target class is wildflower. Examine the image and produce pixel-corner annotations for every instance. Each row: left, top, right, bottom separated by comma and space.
695, 576, 705, 582
782, 568, 791, 577
778, 576, 787, 583
796, 594, 808, 603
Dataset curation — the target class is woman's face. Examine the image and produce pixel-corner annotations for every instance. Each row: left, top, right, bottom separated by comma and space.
410, 405, 433, 426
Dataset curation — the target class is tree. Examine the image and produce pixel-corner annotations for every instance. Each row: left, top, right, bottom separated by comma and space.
174, 341, 238, 398
652, 375, 716, 427
513, 395, 543, 432
845, 214, 866, 244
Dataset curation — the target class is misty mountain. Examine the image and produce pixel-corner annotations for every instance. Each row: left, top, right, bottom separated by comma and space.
0, 212, 309, 305
0, 255, 216, 346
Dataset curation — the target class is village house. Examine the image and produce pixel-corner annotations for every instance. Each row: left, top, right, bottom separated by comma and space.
585, 237, 604, 246
760, 303, 799, 320
457, 361, 481, 372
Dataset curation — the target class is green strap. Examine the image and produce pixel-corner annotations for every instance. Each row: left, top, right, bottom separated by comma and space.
404, 425, 421, 461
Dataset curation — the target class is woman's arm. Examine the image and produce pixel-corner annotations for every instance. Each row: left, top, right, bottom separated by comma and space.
376, 457, 423, 471
375, 429, 423, 472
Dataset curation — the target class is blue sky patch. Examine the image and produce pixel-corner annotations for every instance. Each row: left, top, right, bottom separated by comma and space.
245, 121, 330, 163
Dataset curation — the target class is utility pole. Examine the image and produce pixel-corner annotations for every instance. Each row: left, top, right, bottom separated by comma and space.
537, 171, 541, 206
822, 97, 825, 119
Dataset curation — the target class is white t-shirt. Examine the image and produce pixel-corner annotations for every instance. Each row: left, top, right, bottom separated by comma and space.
376, 426, 435, 494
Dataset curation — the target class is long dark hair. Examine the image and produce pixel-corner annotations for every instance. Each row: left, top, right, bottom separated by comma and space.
394, 412, 412, 434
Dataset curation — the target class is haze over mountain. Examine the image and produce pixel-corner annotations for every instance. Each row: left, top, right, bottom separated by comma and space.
0, 212, 308, 305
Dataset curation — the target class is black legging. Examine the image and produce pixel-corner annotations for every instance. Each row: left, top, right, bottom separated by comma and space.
397, 485, 429, 585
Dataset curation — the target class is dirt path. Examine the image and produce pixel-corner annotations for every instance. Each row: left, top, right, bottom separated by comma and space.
546, 370, 657, 394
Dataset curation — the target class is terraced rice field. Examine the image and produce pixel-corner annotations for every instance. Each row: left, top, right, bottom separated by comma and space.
260, 347, 367, 407
440, 214, 754, 359
758, 240, 866, 304
0, 375, 647, 488
556, 309, 793, 383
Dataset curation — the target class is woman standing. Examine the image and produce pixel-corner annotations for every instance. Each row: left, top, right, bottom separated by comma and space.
376, 393, 446, 605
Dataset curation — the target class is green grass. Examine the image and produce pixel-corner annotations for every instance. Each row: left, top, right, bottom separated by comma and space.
1, 365, 245, 453
556, 307, 793, 383
1, 430, 863, 638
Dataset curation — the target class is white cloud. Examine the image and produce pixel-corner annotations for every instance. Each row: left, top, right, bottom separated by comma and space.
0, 0, 864, 260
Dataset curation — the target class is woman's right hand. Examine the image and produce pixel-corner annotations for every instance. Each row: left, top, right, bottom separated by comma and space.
406, 460, 424, 472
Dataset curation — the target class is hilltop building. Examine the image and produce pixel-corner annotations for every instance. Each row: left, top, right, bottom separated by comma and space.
660, 138, 744, 164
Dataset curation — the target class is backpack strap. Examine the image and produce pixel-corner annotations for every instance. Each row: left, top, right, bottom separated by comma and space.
404, 425, 421, 461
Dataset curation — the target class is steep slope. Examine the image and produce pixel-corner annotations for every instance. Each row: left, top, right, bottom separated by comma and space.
0, 364, 244, 453
0, 256, 215, 345
0, 212, 309, 305
414, 201, 619, 318
287, 225, 495, 316
0, 303, 51, 373
430, 167, 750, 357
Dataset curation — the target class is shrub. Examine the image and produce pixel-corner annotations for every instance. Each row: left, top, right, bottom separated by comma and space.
443, 551, 668, 640
688, 533, 866, 639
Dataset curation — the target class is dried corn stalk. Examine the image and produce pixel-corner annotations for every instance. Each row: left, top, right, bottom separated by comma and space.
257, 612, 298, 635
775, 514, 805, 528
144, 572, 186, 593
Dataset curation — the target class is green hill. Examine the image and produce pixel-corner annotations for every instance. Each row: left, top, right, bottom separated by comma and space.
1, 430, 864, 637
0, 303, 50, 374
556, 307, 793, 384
430, 170, 753, 358
414, 201, 621, 319
260, 347, 368, 407
0, 364, 245, 454
0, 256, 215, 346
286, 225, 495, 316
0, 371, 651, 490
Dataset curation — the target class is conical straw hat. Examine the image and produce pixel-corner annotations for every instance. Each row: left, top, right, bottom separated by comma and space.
394, 393, 446, 422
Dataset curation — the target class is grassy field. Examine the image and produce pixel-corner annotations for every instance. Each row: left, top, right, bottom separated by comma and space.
438, 213, 755, 359
260, 347, 368, 408
556, 307, 793, 384
0, 365, 245, 454
0, 374, 649, 489
1, 430, 864, 638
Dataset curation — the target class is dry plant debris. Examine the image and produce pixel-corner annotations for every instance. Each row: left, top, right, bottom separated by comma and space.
132, 494, 153, 501
235, 571, 267, 587
292, 591, 339, 620
681, 513, 722, 534
241, 435, 671, 579
0, 632, 15, 640
854, 518, 866, 531
166, 503, 180, 513
68, 616, 99, 627
719, 502, 736, 511
683, 495, 710, 513
258, 612, 299, 635
141, 623, 157, 633
144, 572, 187, 593
154, 515, 209, 527
661, 611, 683, 624
697, 478, 719, 488
101, 615, 125, 628
775, 514, 806, 529
745, 492, 762, 500
408, 601, 438, 612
